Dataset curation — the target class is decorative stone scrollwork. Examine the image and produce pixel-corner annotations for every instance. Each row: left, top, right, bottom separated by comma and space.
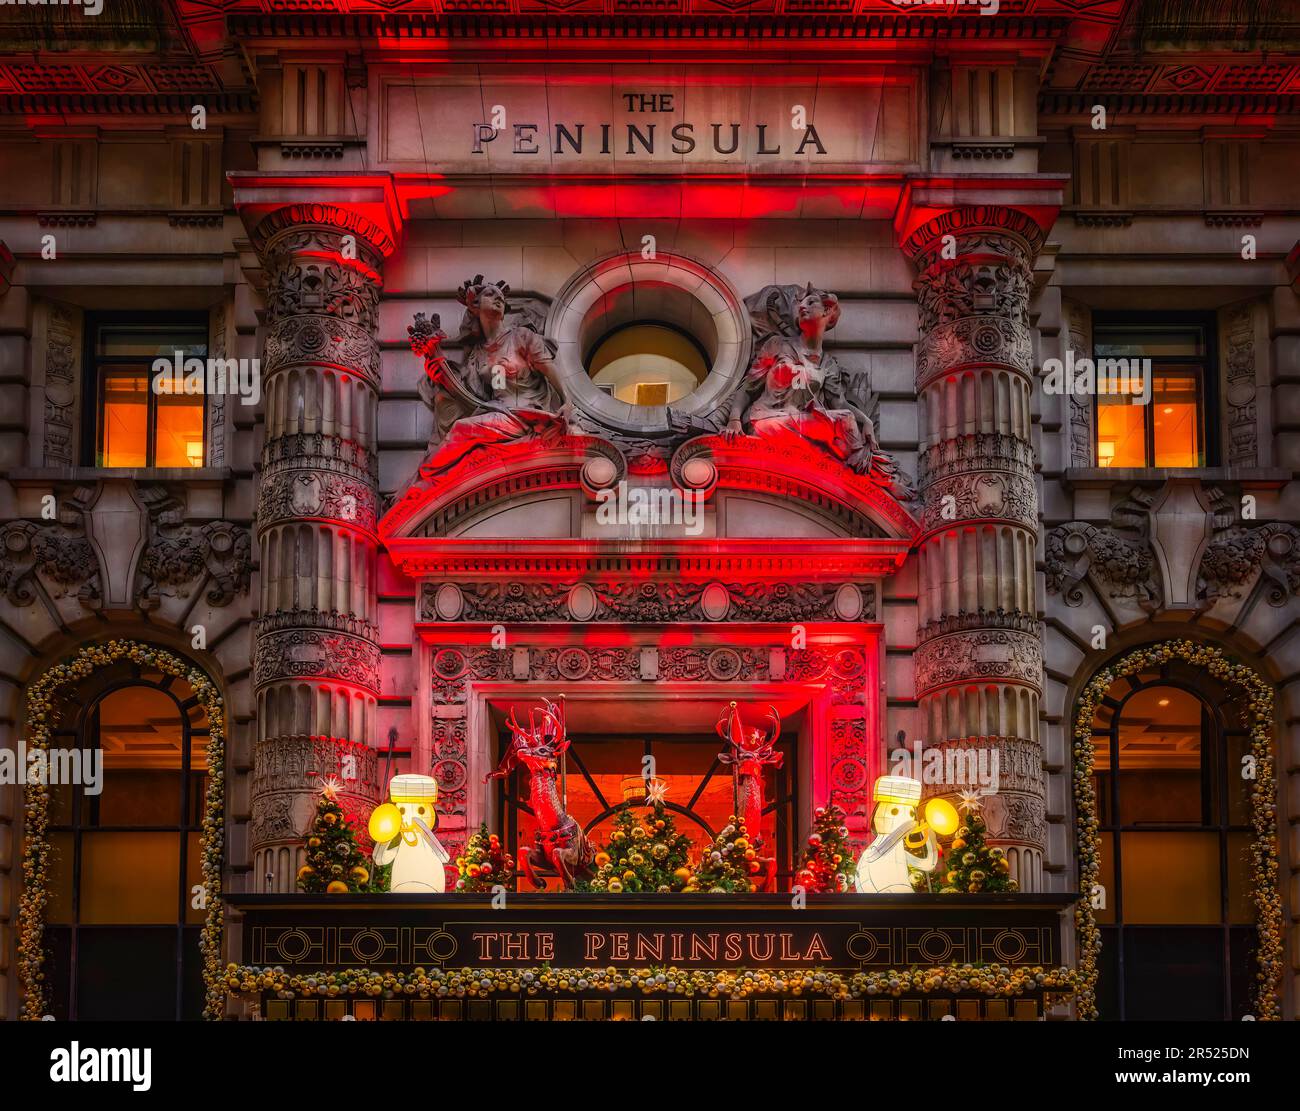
1197, 523, 1300, 606
135, 487, 251, 609
43, 303, 79, 467
257, 466, 378, 533
915, 315, 1033, 390
914, 627, 1043, 695
1223, 304, 1259, 468
921, 468, 1037, 531
263, 314, 382, 386
0, 503, 101, 607
253, 628, 382, 692
1045, 521, 1159, 610
419, 579, 878, 624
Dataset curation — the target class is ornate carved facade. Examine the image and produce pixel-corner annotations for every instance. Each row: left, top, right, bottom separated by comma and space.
0, 1, 1298, 1025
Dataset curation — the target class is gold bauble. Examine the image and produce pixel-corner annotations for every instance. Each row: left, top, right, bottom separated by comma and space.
297, 865, 316, 881
326, 880, 349, 894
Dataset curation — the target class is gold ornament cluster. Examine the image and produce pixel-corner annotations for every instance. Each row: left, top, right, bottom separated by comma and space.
17, 640, 227, 1021
1071, 639, 1281, 1021
225, 962, 1077, 1003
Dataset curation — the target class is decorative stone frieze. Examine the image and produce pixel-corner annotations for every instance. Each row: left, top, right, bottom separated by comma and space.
419, 579, 877, 625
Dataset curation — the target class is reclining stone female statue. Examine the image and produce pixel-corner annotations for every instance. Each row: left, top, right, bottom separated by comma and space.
722, 283, 907, 491
409, 276, 574, 478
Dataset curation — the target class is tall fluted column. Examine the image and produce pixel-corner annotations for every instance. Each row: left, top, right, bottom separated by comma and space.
249, 205, 391, 890
902, 206, 1047, 891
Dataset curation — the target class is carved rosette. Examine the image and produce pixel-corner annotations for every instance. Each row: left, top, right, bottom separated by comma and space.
903, 205, 1049, 889
249, 203, 393, 889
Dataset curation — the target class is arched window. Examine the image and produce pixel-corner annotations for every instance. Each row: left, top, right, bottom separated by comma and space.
42, 669, 211, 1020
1090, 666, 1255, 1020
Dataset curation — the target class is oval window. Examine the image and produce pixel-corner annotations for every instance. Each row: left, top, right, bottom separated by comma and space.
587, 324, 709, 407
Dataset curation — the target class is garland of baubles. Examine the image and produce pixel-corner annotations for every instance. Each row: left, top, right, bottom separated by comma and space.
17, 640, 227, 1020
1071, 639, 1282, 1020
225, 962, 1078, 1004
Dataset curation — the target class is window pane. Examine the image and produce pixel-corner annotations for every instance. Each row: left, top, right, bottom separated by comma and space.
1096, 396, 1146, 467
79, 831, 181, 924
1095, 326, 1204, 358
1115, 686, 1203, 826
1095, 831, 1116, 925
77, 929, 179, 1020
1120, 832, 1220, 924
1226, 830, 1255, 924
1122, 929, 1223, 1020
101, 371, 149, 467
47, 832, 75, 925
97, 325, 206, 358
1151, 371, 1202, 467
155, 389, 205, 468
88, 685, 185, 827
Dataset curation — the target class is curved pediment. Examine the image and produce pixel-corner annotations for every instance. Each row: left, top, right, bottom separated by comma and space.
379, 431, 920, 554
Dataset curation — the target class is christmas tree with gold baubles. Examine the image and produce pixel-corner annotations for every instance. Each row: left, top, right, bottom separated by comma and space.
455, 823, 516, 892
687, 814, 762, 893
937, 792, 1018, 894
584, 795, 695, 894
297, 779, 374, 894
794, 803, 854, 893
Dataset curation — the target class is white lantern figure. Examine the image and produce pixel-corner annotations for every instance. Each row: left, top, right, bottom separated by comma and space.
370, 774, 449, 893
855, 775, 940, 894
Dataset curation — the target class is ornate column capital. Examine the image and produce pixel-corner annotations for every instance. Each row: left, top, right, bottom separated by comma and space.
900, 204, 1048, 277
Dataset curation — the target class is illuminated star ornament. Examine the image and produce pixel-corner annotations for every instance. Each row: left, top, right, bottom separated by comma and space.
958, 789, 984, 815
646, 778, 668, 805
320, 776, 343, 800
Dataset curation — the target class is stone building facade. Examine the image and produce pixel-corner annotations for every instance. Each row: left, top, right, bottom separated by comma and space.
0, 2, 1297, 1021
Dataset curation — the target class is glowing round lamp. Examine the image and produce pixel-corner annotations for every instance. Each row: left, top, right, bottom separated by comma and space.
368, 802, 402, 843
924, 798, 960, 838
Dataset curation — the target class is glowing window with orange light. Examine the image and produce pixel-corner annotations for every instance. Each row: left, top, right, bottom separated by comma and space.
1093, 319, 1210, 470
89, 319, 208, 468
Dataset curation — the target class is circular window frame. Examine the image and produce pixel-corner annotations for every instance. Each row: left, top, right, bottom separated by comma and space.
545, 251, 751, 436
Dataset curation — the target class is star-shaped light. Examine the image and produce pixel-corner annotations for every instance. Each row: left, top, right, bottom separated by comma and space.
958, 789, 984, 815
320, 776, 342, 800
645, 778, 668, 805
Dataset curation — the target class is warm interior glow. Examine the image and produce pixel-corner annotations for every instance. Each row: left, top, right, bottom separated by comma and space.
588, 324, 708, 406
1151, 372, 1201, 467
1096, 398, 1145, 468
101, 373, 149, 468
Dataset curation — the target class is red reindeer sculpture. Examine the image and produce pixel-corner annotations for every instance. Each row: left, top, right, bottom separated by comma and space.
716, 701, 783, 890
486, 697, 595, 890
